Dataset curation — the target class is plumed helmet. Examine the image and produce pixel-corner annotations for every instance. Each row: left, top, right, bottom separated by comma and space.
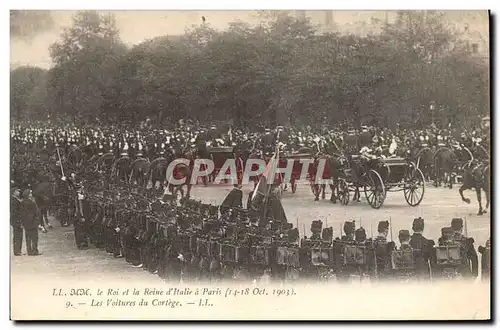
377, 220, 389, 233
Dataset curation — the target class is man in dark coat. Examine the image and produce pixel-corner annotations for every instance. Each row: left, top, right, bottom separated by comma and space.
368, 220, 395, 280
451, 218, 478, 278
219, 184, 243, 215
74, 183, 89, 250
11, 186, 23, 256
20, 189, 42, 256
409, 217, 435, 280
478, 238, 490, 281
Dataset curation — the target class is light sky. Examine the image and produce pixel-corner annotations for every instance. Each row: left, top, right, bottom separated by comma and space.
10, 10, 489, 69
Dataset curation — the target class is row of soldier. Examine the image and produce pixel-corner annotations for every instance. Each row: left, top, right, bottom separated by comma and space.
12, 118, 489, 166
68, 181, 490, 284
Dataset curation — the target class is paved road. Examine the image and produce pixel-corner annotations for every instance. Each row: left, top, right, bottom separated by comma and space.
194, 182, 491, 246
10, 217, 162, 283
10, 183, 490, 282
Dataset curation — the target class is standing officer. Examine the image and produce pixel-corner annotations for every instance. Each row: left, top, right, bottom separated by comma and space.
11, 186, 23, 256
74, 183, 89, 250
20, 189, 42, 256
409, 217, 434, 280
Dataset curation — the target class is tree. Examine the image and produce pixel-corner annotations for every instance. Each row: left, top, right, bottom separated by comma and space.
10, 66, 48, 120
11, 10, 488, 130
47, 10, 127, 122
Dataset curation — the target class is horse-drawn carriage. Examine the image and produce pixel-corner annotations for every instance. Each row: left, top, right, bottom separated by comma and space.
208, 146, 244, 184
337, 156, 426, 209
282, 149, 315, 194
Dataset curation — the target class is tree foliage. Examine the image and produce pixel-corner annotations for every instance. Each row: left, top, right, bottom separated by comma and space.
11, 10, 489, 129
10, 66, 48, 121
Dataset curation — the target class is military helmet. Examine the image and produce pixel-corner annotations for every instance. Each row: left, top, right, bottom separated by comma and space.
451, 218, 464, 231
343, 221, 355, 235
441, 227, 453, 237
412, 217, 424, 232
398, 229, 410, 242
378, 220, 389, 233
322, 227, 333, 241
310, 220, 323, 234
355, 227, 367, 242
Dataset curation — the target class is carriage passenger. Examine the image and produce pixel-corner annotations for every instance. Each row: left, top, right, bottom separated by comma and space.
360, 146, 376, 160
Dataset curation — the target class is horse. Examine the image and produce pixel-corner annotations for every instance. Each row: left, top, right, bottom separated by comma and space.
32, 180, 55, 230
129, 158, 150, 186
146, 157, 169, 191
247, 151, 264, 190
433, 147, 456, 188
167, 162, 193, 200
413, 146, 434, 182
310, 154, 342, 202
184, 148, 209, 187
471, 144, 490, 162
111, 155, 131, 185
459, 160, 490, 215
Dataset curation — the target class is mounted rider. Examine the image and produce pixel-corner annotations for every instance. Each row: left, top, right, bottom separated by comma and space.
418, 132, 430, 148
436, 132, 446, 148
260, 128, 275, 156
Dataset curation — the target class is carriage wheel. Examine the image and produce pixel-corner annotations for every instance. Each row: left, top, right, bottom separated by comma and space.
364, 170, 386, 209
404, 167, 425, 207
338, 178, 350, 205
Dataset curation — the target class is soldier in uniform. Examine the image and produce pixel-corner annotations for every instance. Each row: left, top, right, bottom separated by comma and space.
409, 217, 434, 280
334, 221, 356, 282
73, 182, 89, 250
20, 189, 42, 256
437, 227, 454, 246
397, 230, 411, 250
127, 208, 143, 267
355, 227, 367, 243
368, 221, 395, 281
61, 175, 76, 227
435, 227, 460, 279
260, 128, 275, 156
11, 186, 23, 256
450, 218, 478, 279
437, 133, 446, 148
220, 184, 243, 215
478, 238, 490, 281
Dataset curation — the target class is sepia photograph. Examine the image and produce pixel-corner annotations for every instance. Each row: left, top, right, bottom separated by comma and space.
9, 8, 491, 321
